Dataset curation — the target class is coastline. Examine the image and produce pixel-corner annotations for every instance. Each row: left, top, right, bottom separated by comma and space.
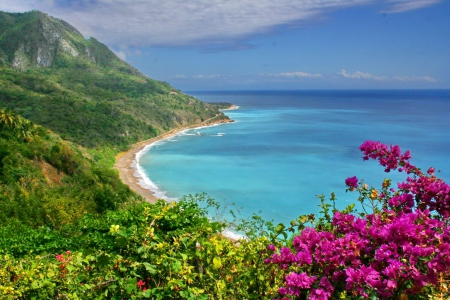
221, 104, 239, 110
114, 114, 235, 203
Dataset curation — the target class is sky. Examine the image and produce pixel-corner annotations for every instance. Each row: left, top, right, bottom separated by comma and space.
1, 0, 449, 90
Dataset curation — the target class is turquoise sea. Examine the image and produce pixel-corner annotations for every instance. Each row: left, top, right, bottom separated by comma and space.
137, 90, 450, 225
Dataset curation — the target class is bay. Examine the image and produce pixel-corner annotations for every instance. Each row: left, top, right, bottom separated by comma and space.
137, 90, 450, 224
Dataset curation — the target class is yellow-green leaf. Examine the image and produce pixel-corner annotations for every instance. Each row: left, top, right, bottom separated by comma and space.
216, 280, 226, 291
47, 269, 55, 278
213, 257, 222, 269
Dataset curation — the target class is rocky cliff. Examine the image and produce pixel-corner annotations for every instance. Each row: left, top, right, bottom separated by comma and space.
0, 10, 139, 74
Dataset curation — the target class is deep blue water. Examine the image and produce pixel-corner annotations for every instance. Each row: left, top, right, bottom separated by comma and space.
137, 90, 450, 224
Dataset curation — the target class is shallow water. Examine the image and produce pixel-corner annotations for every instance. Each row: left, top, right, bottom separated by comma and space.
137, 90, 450, 224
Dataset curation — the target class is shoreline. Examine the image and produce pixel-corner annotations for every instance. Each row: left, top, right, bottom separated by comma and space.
114, 114, 235, 203
221, 104, 239, 110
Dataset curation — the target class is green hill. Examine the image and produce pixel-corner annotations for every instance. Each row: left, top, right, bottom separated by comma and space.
0, 10, 229, 149
0, 107, 137, 228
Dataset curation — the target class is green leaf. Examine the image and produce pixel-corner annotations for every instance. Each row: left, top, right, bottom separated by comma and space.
214, 242, 223, 254
298, 215, 308, 223
47, 269, 55, 278
143, 262, 157, 274
275, 223, 285, 233
172, 260, 181, 272
142, 289, 152, 298
213, 257, 222, 269
125, 277, 137, 294
31, 281, 40, 289
126, 284, 136, 294
216, 280, 226, 291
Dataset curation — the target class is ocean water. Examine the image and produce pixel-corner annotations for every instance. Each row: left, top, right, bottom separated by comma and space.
137, 90, 450, 225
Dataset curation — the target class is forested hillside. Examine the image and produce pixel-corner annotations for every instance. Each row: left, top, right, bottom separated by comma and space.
0, 10, 229, 149
0, 107, 137, 227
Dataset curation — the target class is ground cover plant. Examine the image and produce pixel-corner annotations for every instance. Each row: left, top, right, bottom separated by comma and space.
1, 141, 449, 299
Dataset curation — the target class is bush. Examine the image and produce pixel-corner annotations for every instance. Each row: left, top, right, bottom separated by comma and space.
1, 141, 449, 299
266, 141, 450, 300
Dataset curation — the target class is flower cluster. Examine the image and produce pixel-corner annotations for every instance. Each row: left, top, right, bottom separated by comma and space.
55, 251, 71, 263
344, 176, 358, 190
55, 251, 72, 278
359, 140, 412, 173
267, 141, 450, 299
137, 279, 147, 292
360, 140, 450, 218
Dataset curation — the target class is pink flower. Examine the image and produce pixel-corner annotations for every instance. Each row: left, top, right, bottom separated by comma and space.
268, 141, 450, 300
137, 279, 146, 291
345, 176, 358, 190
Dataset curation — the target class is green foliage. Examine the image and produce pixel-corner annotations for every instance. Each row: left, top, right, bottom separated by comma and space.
0, 108, 137, 228
0, 196, 282, 299
207, 102, 235, 110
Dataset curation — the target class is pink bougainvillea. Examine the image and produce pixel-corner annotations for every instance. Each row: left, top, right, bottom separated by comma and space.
268, 141, 450, 299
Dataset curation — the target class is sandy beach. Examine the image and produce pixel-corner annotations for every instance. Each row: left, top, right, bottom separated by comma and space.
114, 116, 234, 203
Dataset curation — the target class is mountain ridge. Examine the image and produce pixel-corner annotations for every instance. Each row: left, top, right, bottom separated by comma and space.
0, 10, 230, 149
0, 10, 140, 75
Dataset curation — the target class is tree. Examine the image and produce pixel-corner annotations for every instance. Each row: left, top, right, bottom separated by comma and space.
0, 107, 19, 131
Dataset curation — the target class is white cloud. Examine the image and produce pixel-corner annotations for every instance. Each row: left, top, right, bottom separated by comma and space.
269, 71, 323, 78
0, 0, 442, 48
175, 74, 186, 79
113, 50, 127, 61
382, 0, 442, 13
340, 69, 437, 82
340, 69, 388, 81
193, 74, 222, 79
393, 75, 437, 82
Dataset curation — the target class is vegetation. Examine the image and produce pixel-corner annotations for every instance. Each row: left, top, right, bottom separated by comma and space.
1, 129, 449, 299
0, 10, 448, 300
0, 10, 229, 149
0, 107, 137, 228
266, 146, 450, 299
207, 102, 235, 110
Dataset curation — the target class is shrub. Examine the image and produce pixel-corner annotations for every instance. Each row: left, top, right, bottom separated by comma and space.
267, 141, 450, 300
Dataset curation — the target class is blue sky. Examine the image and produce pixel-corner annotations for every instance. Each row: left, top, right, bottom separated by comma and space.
1, 0, 449, 90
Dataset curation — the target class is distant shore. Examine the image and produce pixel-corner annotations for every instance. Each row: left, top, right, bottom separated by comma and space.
115, 112, 235, 203
221, 104, 239, 110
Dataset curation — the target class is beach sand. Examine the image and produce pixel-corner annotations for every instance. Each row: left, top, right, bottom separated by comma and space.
114, 117, 234, 203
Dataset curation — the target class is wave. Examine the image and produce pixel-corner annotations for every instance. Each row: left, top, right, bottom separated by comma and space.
133, 147, 177, 201
133, 121, 234, 202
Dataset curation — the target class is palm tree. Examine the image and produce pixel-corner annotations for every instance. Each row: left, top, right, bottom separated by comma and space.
0, 108, 37, 141
16, 119, 34, 141
0, 107, 20, 131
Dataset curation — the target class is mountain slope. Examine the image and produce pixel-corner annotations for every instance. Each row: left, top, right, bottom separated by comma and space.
0, 10, 230, 148
0, 107, 137, 227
